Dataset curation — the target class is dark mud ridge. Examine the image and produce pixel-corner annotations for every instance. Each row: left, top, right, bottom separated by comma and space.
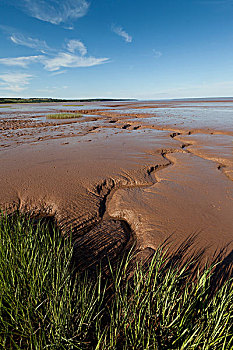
73, 219, 135, 272
69, 155, 174, 272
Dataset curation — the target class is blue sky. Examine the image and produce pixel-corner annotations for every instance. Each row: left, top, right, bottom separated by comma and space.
0, 0, 233, 99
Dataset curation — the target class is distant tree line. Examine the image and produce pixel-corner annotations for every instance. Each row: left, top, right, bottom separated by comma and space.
0, 98, 136, 104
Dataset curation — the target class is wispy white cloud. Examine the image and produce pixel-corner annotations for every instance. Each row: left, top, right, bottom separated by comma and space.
153, 50, 162, 58
10, 33, 49, 53
42, 39, 109, 70
42, 52, 109, 71
0, 56, 42, 67
0, 72, 33, 92
50, 70, 67, 76
0, 26, 50, 53
67, 39, 87, 55
0, 51, 109, 71
9, 0, 89, 25
112, 25, 132, 43
0, 32, 110, 71
0, 30, 109, 75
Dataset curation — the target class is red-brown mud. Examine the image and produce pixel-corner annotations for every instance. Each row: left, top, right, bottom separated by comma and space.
0, 100, 233, 265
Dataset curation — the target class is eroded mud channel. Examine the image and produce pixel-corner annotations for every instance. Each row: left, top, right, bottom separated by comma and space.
1, 100, 233, 266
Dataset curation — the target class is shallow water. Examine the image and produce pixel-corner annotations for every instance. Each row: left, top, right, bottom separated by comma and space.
1, 99, 233, 132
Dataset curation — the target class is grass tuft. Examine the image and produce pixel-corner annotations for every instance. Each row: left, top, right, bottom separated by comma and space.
0, 212, 233, 349
0, 212, 104, 349
46, 112, 83, 119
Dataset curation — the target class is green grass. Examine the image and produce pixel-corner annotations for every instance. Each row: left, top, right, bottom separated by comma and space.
46, 112, 83, 119
0, 212, 233, 349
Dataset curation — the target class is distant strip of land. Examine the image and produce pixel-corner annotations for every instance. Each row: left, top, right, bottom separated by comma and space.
0, 98, 136, 104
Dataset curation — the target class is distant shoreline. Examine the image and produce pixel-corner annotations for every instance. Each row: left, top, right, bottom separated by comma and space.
0, 98, 137, 104
1, 97, 233, 104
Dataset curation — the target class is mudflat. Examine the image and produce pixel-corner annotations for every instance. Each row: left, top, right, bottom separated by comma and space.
1, 99, 233, 265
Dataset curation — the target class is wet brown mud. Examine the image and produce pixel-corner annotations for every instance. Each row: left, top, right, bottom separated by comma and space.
0, 100, 233, 267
